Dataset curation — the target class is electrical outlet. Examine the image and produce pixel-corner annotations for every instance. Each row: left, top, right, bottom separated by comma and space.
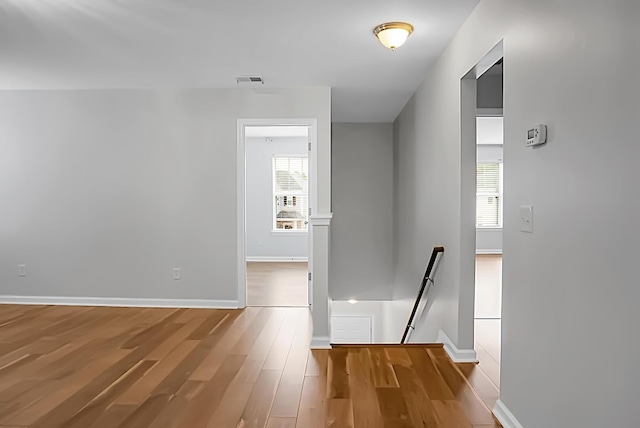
173, 268, 181, 280
258, 239, 263, 246
18, 264, 26, 277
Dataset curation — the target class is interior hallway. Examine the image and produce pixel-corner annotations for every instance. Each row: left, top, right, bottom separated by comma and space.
0, 304, 502, 427
246, 262, 308, 307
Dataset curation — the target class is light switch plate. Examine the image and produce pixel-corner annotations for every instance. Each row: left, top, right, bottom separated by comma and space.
520, 205, 533, 233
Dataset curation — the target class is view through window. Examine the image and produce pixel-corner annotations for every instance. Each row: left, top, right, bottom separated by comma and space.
273, 156, 308, 231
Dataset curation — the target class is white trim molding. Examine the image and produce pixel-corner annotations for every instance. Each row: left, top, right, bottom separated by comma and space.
0, 295, 240, 309
476, 249, 503, 255
309, 213, 333, 226
310, 335, 332, 349
437, 330, 478, 363
270, 230, 308, 236
237, 118, 319, 310
493, 400, 525, 428
476, 107, 503, 117
246, 256, 308, 262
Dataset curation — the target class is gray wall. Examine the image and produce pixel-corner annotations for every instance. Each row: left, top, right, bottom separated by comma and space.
246, 136, 307, 259
393, 0, 640, 426
477, 73, 503, 109
0, 88, 330, 302
330, 123, 394, 300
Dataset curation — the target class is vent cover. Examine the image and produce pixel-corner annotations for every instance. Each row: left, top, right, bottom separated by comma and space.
331, 316, 372, 344
236, 76, 264, 84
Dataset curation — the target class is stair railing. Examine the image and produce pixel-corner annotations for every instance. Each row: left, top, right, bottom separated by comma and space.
401, 246, 445, 344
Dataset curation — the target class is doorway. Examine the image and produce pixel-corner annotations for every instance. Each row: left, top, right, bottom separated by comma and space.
475, 69, 503, 385
474, 56, 503, 388
237, 120, 317, 308
460, 41, 504, 402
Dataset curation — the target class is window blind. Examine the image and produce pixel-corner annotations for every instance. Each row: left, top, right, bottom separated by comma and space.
274, 157, 308, 192
476, 163, 500, 193
476, 163, 501, 227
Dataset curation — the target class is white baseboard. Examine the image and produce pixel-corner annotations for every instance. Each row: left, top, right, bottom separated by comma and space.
493, 400, 525, 428
0, 295, 240, 309
437, 330, 478, 363
476, 249, 503, 255
310, 335, 332, 349
246, 256, 308, 262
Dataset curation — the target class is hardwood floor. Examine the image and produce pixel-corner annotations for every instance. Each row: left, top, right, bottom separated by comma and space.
474, 320, 501, 390
0, 305, 501, 427
246, 262, 308, 307
474, 254, 502, 392
474, 255, 502, 319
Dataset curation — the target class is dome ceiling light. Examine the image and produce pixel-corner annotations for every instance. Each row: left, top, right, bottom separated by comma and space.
373, 22, 414, 51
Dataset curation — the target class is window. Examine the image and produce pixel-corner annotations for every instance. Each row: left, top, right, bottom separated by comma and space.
476, 163, 503, 228
273, 156, 308, 231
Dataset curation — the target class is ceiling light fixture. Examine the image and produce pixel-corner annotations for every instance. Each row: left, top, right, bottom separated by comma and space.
373, 22, 414, 51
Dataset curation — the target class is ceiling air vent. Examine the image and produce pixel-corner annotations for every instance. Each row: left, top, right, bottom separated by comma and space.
236, 76, 264, 84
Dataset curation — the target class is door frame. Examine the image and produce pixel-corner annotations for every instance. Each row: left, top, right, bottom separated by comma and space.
458, 40, 504, 355
237, 118, 318, 308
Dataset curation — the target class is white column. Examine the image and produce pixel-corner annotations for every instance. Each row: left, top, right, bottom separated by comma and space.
309, 214, 332, 349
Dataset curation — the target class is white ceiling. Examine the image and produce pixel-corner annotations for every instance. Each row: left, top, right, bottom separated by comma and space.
0, 0, 479, 122
245, 126, 308, 138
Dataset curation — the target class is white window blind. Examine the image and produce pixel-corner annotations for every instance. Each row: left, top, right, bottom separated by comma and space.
273, 156, 308, 231
476, 163, 503, 228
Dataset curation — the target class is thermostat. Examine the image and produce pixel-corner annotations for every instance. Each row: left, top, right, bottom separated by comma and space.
526, 124, 547, 147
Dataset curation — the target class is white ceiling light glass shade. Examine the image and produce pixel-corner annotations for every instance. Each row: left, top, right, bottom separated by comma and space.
373, 22, 414, 50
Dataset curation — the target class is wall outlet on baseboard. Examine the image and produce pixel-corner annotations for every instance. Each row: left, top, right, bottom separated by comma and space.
18, 264, 26, 277
173, 268, 181, 280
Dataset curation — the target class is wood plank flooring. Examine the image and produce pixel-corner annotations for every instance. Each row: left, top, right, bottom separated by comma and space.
246, 262, 308, 307
474, 254, 502, 393
0, 305, 501, 427
474, 255, 502, 319
474, 319, 501, 391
